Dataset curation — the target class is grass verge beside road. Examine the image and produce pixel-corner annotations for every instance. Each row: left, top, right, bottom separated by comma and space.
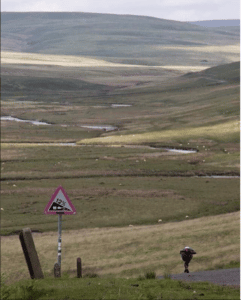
2, 276, 239, 300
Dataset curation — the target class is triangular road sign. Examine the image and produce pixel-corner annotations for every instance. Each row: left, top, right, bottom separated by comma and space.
44, 186, 76, 215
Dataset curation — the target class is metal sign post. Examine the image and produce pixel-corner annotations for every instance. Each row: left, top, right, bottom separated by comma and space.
57, 213, 62, 266
44, 186, 76, 278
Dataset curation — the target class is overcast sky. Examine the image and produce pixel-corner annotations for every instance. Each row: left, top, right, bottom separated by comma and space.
2, 0, 240, 22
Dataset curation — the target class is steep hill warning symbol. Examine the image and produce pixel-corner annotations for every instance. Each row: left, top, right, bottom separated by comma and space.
44, 186, 76, 215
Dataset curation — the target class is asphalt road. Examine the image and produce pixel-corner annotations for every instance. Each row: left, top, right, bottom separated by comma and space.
159, 268, 240, 286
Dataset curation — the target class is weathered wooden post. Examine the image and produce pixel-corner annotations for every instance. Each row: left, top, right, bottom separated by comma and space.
77, 257, 82, 278
19, 228, 44, 279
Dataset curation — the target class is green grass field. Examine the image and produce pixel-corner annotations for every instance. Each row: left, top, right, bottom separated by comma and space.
1, 176, 239, 235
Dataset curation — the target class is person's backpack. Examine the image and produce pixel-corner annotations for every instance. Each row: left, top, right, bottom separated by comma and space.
180, 246, 196, 255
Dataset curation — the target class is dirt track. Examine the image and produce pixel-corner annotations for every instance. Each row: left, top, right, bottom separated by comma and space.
159, 268, 240, 286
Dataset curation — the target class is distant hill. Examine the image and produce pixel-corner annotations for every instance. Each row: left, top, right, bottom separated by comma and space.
183, 61, 240, 84
1, 12, 240, 67
189, 20, 240, 27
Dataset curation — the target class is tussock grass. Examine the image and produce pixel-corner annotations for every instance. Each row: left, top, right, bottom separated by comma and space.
144, 271, 156, 279
1, 212, 239, 283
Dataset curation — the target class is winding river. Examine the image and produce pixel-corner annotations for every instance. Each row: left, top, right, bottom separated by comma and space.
1, 116, 239, 179
1, 116, 51, 126
0, 116, 203, 154
1, 116, 117, 131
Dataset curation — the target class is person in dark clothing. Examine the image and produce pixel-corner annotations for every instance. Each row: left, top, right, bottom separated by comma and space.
180, 246, 196, 273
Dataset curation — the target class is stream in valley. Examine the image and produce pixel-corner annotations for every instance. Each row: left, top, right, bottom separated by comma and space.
1, 116, 51, 126
1, 116, 117, 131
1, 116, 239, 178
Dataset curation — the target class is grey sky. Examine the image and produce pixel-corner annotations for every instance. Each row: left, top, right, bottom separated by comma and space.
2, 0, 240, 22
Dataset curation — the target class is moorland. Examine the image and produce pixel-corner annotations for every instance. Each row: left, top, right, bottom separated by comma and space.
1, 12, 240, 298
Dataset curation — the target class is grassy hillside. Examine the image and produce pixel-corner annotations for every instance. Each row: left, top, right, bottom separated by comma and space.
1, 12, 240, 67
2, 212, 239, 281
2, 61, 239, 143
189, 19, 240, 27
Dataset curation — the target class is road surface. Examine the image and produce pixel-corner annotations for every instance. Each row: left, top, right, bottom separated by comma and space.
159, 268, 240, 286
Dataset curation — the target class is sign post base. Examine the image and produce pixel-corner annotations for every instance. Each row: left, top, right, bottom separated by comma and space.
54, 263, 61, 278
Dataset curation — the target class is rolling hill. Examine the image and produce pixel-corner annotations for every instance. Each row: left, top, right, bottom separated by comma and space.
1, 12, 240, 67
189, 19, 240, 27
1, 13, 240, 146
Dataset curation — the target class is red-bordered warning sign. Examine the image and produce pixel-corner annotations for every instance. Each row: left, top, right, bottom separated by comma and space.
44, 186, 76, 215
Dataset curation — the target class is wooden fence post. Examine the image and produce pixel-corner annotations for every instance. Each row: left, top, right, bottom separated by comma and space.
77, 257, 82, 278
